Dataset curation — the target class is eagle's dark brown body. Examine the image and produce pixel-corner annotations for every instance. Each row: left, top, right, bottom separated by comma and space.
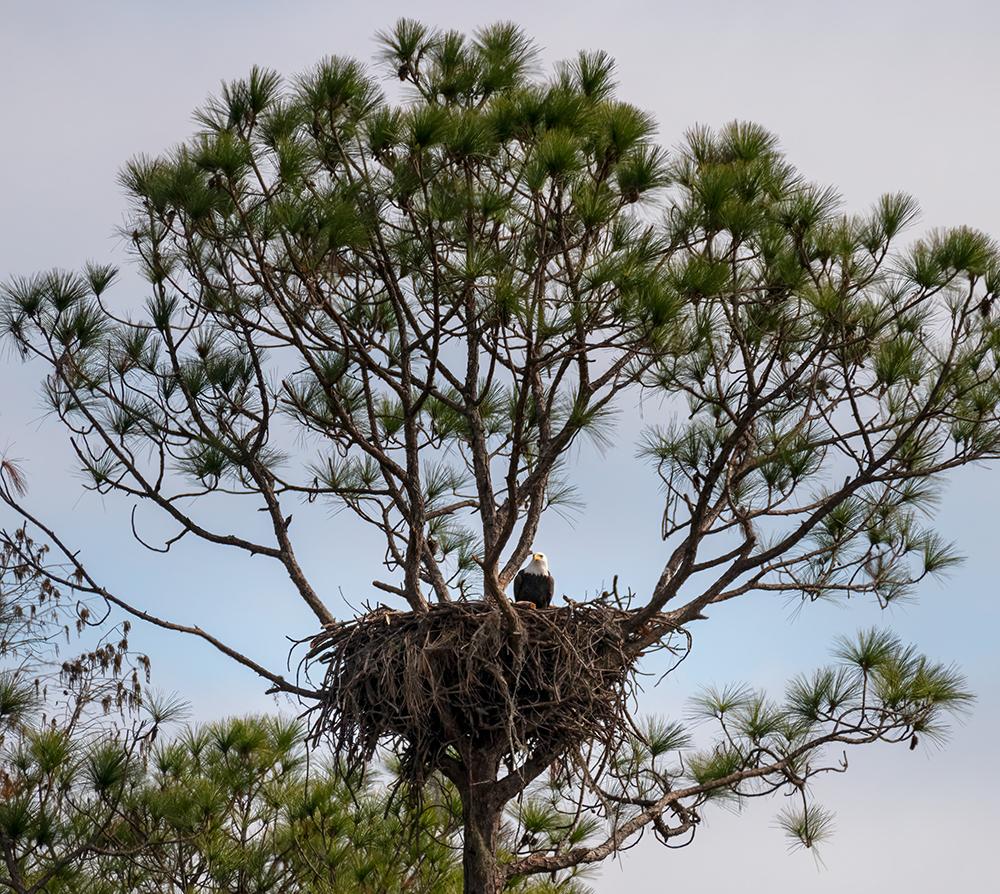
513, 568, 554, 608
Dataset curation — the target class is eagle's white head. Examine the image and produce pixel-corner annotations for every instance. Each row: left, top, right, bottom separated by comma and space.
526, 552, 549, 575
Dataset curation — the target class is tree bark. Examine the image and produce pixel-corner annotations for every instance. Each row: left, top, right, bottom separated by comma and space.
460, 752, 505, 894
462, 794, 503, 893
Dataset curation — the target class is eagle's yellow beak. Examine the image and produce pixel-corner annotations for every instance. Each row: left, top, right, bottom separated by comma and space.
532, 552, 543, 561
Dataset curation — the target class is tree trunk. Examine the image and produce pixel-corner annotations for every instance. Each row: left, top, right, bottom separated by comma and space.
462, 791, 503, 894
460, 751, 504, 894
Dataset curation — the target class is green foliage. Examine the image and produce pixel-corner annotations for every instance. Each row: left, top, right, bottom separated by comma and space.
0, 673, 36, 727
1, 711, 582, 893
681, 630, 969, 847
777, 803, 836, 851
9, 16, 997, 619
2, 17, 999, 889
1, 17, 690, 604
586, 629, 971, 860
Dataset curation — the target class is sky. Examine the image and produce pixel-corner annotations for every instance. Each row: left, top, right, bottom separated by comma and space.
1, 1, 998, 889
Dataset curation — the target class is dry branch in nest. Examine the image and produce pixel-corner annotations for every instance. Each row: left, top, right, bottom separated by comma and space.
305, 601, 678, 786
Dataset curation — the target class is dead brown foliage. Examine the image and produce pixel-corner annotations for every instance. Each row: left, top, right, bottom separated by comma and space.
306, 601, 677, 784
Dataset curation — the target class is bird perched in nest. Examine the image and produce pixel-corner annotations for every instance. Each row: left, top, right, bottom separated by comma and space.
513, 552, 555, 608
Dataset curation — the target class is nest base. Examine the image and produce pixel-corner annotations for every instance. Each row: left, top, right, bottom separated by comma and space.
307, 601, 673, 782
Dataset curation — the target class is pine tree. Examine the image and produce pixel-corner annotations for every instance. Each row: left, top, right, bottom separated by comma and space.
2, 20, 997, 892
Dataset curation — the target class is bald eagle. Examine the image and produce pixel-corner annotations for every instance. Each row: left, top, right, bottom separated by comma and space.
513, 552, 555, 608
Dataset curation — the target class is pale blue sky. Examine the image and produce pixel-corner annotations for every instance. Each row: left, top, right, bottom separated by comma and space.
1, 1, 998, 890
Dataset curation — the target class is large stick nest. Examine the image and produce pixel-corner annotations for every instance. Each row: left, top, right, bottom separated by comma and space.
306, 601, 676, 783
